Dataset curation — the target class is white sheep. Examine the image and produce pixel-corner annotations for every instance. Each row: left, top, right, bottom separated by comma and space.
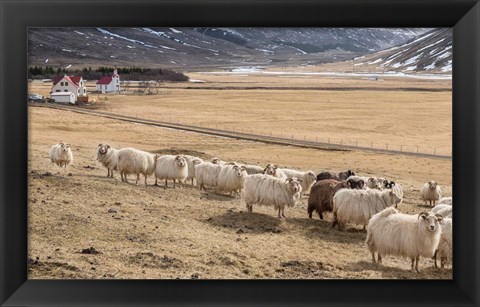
366, 208, 443, 272
116, 147, 157, 185
432, 205, 452, 218
211, 157, 227, 166
239, 163, 264, 175
216, 164, 248, 197
49, 143, 73, 171
184, 155, 203, 185
154, 155, 188, 188
96, 144, 118, 178
434, 218, 452, 269
263, 164, 287, 179
421, 181, 442, 206
194, 162, 223, 191
438, 197, 452, 206
244, 174, 302, 219
281, 168, 316, 194
332, 188, 402, 230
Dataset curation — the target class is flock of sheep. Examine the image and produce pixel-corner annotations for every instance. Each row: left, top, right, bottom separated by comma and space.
48, 142, 452, 273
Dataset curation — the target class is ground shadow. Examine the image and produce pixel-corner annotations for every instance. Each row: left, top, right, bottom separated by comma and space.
205, 211, 282, 234
288, 216, 367, 244
345, 260, 452, 279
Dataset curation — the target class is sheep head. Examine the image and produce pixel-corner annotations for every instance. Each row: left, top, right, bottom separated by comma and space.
175, 155, 187, 167
285, 177, 303, 193
418, 212, 443, 232
428, 181, 438, 189
232, 165, 247, 177
263, 164, 278, 176
98, 144, 110, 155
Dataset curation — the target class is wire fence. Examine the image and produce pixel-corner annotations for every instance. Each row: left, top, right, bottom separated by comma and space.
31, 103, 452, 159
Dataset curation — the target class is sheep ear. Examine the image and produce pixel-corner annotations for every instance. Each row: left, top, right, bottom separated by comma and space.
233, 165, 239, 170
106, 145, 110, 149
435, 214, 444, 223
98, 143, 102, 147
418, 212, 428, 220
175, 155, 181, 160
241, 166, 247, 171
274, 165, 278, 169
65, 144, 71, 148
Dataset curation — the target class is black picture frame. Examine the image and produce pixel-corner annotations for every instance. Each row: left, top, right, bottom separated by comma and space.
1, 0, 479, 306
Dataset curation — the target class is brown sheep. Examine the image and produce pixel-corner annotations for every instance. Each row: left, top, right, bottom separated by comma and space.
308, 179, 346, 219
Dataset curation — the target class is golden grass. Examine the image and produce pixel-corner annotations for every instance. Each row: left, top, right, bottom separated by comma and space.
28, 101, 451, 279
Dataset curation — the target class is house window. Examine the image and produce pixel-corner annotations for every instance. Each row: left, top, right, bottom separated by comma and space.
64, 90, 68, 92
84, 89, 86, 94
56, 90, 60, 92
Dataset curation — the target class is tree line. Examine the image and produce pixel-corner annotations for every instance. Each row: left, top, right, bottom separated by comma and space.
28, 66, 189, 82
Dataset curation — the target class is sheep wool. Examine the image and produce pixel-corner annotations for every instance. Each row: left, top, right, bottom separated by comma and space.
366, 208, 443, 272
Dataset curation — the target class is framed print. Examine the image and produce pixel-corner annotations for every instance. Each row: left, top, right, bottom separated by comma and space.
1, 0, 479, 306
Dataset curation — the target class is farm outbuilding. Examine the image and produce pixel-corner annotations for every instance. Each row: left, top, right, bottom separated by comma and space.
51, 75, 87, 101
50, 92, 76, 104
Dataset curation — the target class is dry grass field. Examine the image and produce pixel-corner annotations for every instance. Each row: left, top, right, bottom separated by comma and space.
28, 73, 452, 279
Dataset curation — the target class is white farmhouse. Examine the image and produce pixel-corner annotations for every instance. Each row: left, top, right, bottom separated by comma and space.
96, 69, 120, 93
50, 75, 87, 101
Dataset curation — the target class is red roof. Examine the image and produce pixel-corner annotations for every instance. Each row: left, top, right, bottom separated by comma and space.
96, 76, 113, 85
52, 75, 81, 87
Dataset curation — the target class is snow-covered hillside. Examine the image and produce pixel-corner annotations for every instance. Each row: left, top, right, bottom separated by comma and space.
355, 28, 452, 73
28, 28, 428, 70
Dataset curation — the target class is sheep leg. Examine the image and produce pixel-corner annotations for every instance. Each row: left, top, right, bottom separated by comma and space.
135, 174, 140, 185
281, 208, 286, 218
441, 257, 446, 269
371, 253, 376, 264
165, 179, 168, 189
411, 258, 415, 271
319, 211, 324, 220
173, 179, 176, 189
415, 256, 420, 272
144, 174, 148, 186
107, 169, 110, 177
362, 225, 366, 231
277, 208, 282, 219
433, 250, 438, 268
332, 214, 338, 228
377, 254, 382, 263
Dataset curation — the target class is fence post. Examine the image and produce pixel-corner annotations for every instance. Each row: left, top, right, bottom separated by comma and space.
400, 145, 403, 151
416, 146, 419, 153
386, 143, 388, 150
433, 148, 436, 155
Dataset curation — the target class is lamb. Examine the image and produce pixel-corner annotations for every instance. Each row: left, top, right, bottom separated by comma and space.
216, 164, 248, 197
366, 208, 443, 272
332, 188, 402, 230
263, 164, 287, 178
434, 218, 452, 269
308, 177, 365, 220
438, 197, 452, 206
194, 162, 223, 190
96, 144, 118, 178
154, 155, 188, 188
116, 147, 157, 185
244, 174, 302, 219
184, 155, 203, 185
421, 181, 442, 206
316, 170, 355, 181
281, 168, 316, 194
49, 143, 73, 171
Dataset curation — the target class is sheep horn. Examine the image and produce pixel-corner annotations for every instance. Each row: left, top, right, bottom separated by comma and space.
418, 212, 428, 220
434, 213, 444, 222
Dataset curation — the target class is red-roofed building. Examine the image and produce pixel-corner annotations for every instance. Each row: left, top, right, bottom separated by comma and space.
96, 69, 120, 93
51, 75, 87, 102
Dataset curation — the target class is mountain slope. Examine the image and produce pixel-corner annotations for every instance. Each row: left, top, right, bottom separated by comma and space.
354, 28, 452, 73
28, 28, 428, 70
